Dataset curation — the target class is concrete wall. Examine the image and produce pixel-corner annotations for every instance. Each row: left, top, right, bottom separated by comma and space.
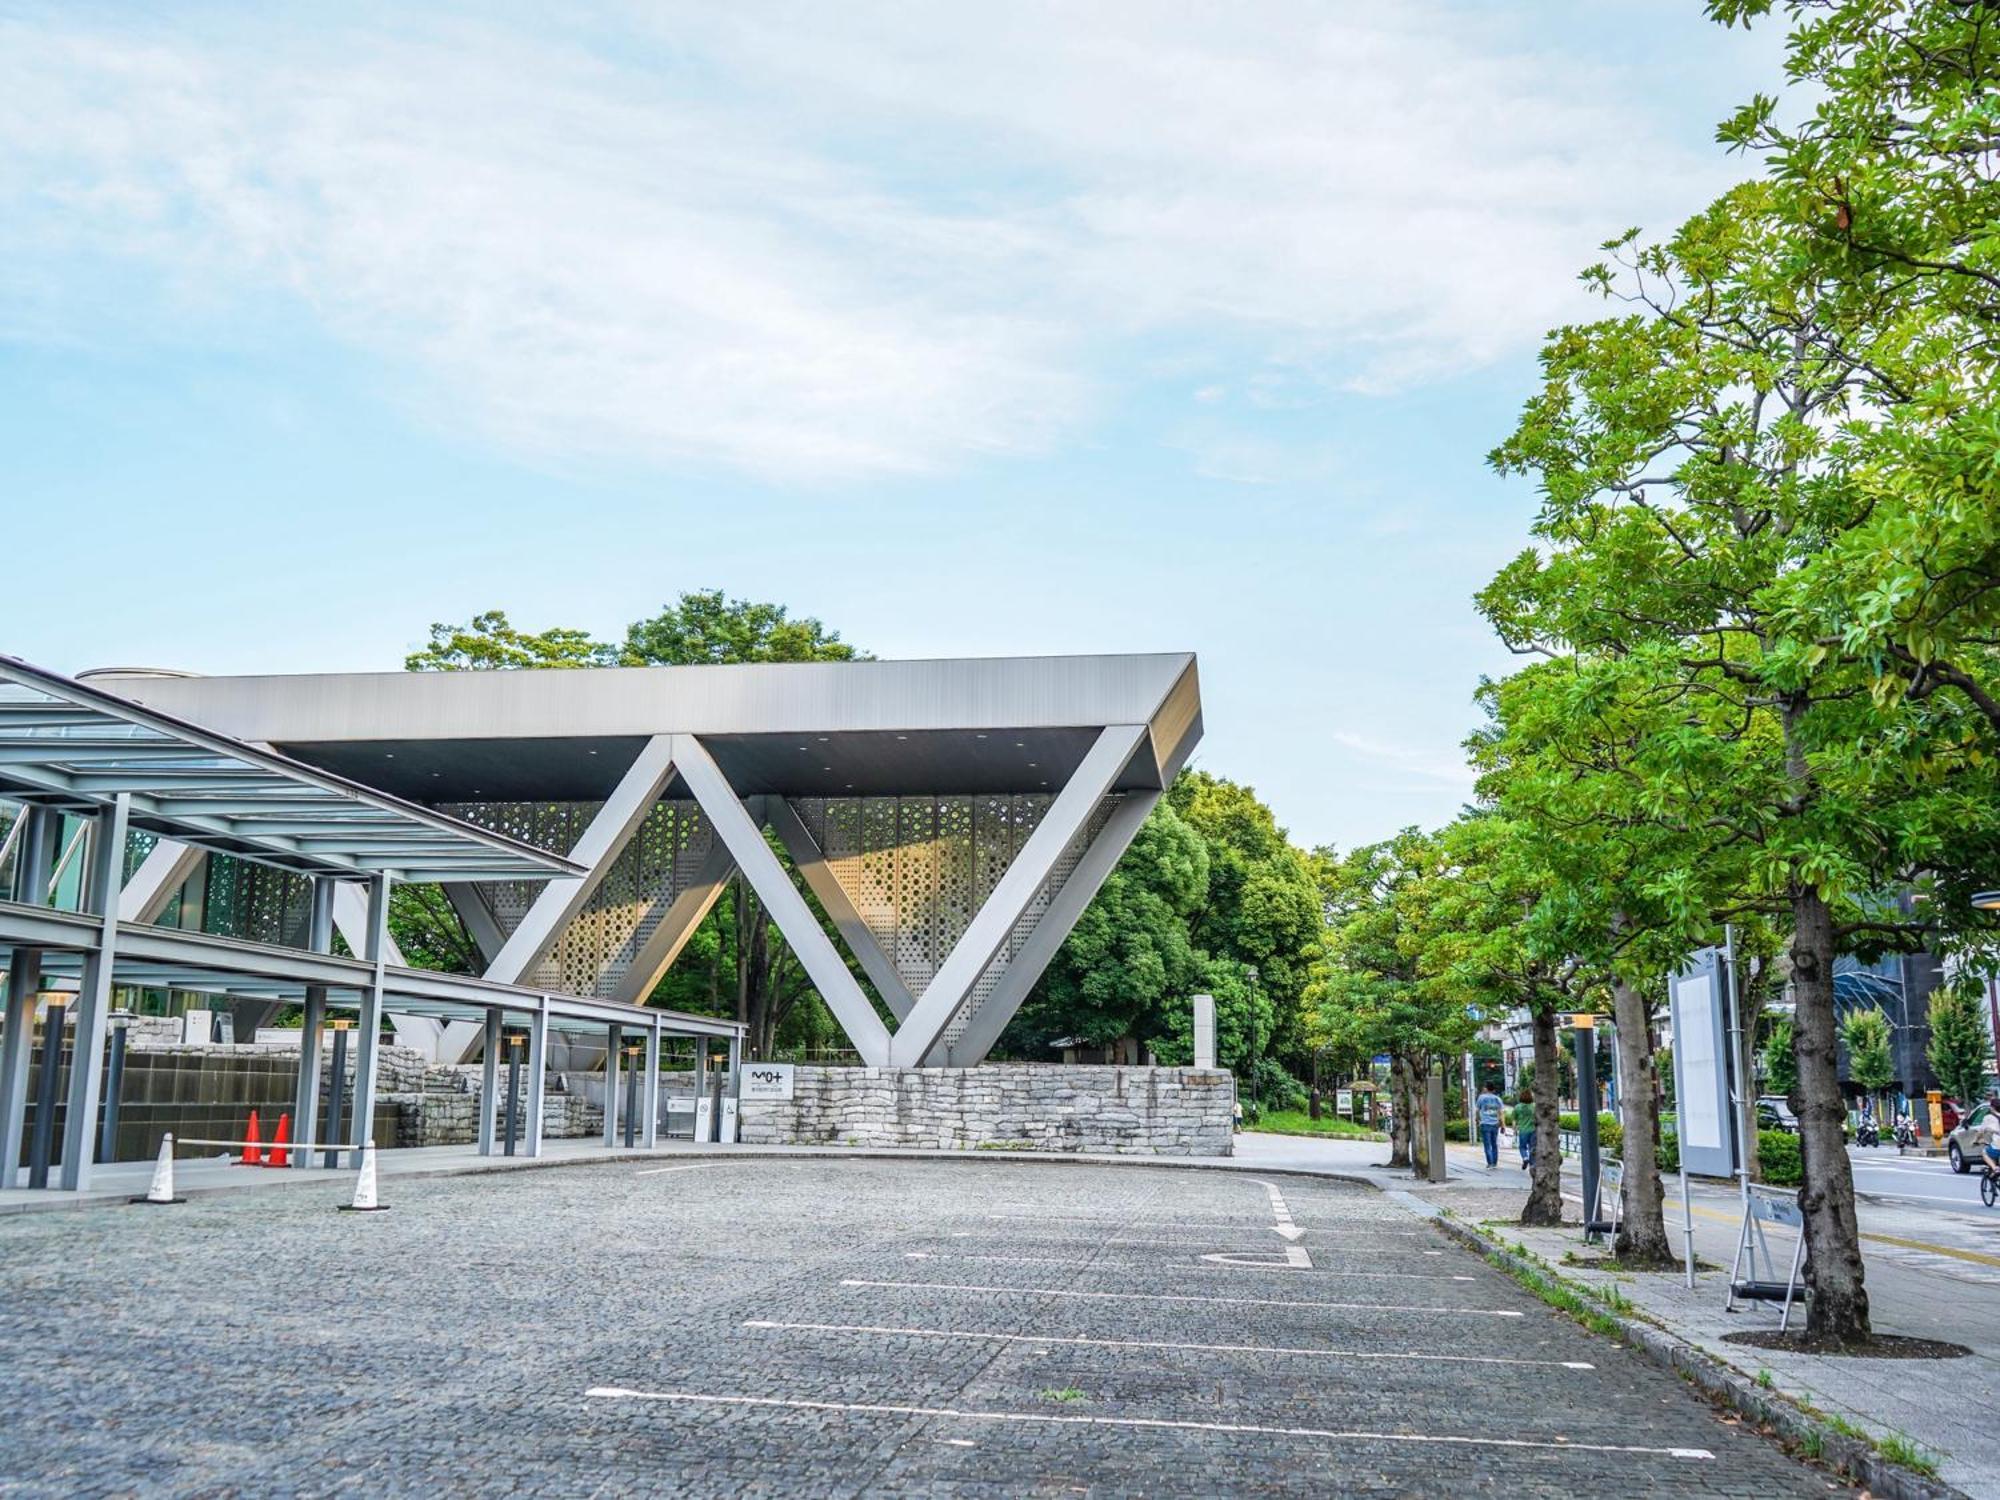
737, 1065, 1234, 1156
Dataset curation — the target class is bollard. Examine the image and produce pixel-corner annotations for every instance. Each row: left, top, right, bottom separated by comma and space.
338, 1137, 388, 1213
130, 1132, 186, 1205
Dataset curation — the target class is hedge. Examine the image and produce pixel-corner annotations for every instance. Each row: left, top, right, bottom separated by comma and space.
1555, 1111, 1624, 1155
1756, 1129, 1802, 1187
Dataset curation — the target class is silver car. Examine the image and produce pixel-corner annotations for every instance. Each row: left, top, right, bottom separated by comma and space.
1945, 1101, 1998, 1175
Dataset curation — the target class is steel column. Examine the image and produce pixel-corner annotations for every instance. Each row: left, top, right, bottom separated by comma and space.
293, 876, 334, 1170
604, 1023, 621, 1148
0, 807, 57, 1181
522, 996, 548, 1158
347, 874, 390, 1168
478, 1008, 502, 1156
60, 793, 130, 1190
605, 837, 737, 1008
642, 1020, 661, 1148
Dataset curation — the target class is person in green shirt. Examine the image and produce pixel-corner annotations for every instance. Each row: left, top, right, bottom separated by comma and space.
1513, 1088, 1536, 1170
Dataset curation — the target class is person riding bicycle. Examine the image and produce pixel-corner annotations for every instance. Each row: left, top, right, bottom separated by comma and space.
1981, 1092, 2000, 1173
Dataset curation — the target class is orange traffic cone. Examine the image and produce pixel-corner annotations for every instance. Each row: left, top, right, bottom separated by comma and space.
267, 1112, 291, 1169
240, 1110, 263, 1167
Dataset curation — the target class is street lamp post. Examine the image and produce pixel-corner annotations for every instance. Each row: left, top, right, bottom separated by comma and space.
1573, 1013, 1602, 1242
503, 1033, 524, 1157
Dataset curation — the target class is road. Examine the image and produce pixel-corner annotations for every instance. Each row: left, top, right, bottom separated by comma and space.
0, 1155, 1840, 1497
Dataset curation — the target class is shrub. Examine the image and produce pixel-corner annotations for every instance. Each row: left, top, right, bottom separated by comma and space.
1247, 1058, 1309, 1114
1657, 1131, 1679, 1173
1757, 1129, 1802, 1187
1554, 1111, 1623, 1154
1445, 1118, 1469, 1142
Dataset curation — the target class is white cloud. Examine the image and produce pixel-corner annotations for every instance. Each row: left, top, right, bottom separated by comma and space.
0, 3, 1742, 478
1329, 729, 1477, 791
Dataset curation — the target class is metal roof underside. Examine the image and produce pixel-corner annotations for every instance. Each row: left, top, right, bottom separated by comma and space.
0, 656, 584, 884
0, 901, 741, 1039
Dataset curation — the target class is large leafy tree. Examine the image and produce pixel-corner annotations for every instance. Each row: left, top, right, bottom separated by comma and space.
1482, 175, 2000, 1338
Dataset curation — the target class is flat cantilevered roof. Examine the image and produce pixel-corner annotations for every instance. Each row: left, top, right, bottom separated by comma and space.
0, 656, 585, 884
88, 652, 1202, 802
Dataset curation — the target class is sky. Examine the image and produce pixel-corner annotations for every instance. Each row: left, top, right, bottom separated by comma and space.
0, 1, 1786, 851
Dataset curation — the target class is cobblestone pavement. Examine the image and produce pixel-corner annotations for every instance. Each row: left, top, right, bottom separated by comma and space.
0, 1159, 1850, 1498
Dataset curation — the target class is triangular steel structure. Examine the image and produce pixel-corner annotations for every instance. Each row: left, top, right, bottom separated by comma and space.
96, 654, 1204, 1067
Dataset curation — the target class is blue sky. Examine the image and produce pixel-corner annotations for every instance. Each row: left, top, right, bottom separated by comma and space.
0, 2, 1783, 850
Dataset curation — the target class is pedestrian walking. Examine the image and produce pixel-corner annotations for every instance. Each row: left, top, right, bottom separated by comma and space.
1513, 1087, 1536, 1169
1476, 1082, 1503, 1168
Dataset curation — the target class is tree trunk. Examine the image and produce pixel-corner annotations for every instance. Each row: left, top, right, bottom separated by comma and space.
1523, 1007, 1565, 1226
1609, 974, 1675, 1267
1386, 1055, 1413, 1168
1408, 1056, 1433, 1179
1791, 885, 1872, 1343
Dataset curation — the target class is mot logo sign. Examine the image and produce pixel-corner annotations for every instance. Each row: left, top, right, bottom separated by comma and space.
742, 1063, 795, 1101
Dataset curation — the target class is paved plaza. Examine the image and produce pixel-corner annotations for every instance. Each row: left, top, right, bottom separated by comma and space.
0, 1158, 1848, 1497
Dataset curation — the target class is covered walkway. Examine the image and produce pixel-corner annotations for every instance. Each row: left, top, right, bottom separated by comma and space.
0, 654, 745, 1194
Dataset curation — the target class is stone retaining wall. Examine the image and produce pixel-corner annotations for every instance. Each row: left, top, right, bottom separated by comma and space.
737, 1065, 1234, 1156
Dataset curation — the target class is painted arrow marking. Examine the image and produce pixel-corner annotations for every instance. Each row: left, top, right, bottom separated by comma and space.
1204, 1181, 1313, 1269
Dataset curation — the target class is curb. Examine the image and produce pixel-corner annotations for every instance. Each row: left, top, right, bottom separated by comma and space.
1424, 1214, 1971, 1500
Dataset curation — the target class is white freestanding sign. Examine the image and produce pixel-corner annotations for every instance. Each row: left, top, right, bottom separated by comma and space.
1192, 994, 1216, 1069
740, 1062, 795, 1101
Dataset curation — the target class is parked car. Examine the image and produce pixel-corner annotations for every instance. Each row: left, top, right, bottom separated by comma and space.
1946, 1101, 1997, 1174
1756, 1095, 1799, 1133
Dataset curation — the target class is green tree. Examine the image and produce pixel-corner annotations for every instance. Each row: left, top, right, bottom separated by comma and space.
620, 589, 862, 665
1927, 984, 1992, 1108
1005, 801, 1211, 1055
1840, 1005, 1894, 1111
1478, 175, 2000, 1335
406, 609, 616, 671
1166, 771, 1324, 1073
1763, 1019, 1798, 1105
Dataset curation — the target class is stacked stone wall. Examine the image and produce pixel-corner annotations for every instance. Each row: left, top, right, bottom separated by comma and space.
737, 1065, 1233, 1156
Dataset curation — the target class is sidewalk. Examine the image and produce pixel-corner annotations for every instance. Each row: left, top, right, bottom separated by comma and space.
1241, 1131, 1999, 1500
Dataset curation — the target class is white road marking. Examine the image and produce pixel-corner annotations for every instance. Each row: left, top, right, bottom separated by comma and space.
584, 1388, 1704, 1458
900, 1251, 1469, 1279
839, 1278, 1523, 1316
741, 1319, 1594, 1368
1204, 1179, 1313, 1268
633, 1164, 719, 1177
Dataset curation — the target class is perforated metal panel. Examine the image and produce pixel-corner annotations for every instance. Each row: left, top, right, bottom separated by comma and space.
788, 793, 1122, 1044
445, 799, 716, 997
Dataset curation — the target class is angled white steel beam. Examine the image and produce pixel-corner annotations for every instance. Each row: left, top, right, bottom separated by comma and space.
888, 724, 1146, 1067
939, 789, 1160, 1066
482, 735, 678, 986
671, 734, 892, 1065
442, 885, 506, 968
332, 880, 407, 967
118, 837, 206, 924
766, 797, 917, 1021
606, 836, 738, 1007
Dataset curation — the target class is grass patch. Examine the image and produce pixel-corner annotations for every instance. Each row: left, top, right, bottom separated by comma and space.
1248, 1110, 1382, 1140
1037, 1387, 1087, 1405
1755, 1369, 1775, 1390
1483, 1250, 1625, 1341
1878, 1433, 1939, 1478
